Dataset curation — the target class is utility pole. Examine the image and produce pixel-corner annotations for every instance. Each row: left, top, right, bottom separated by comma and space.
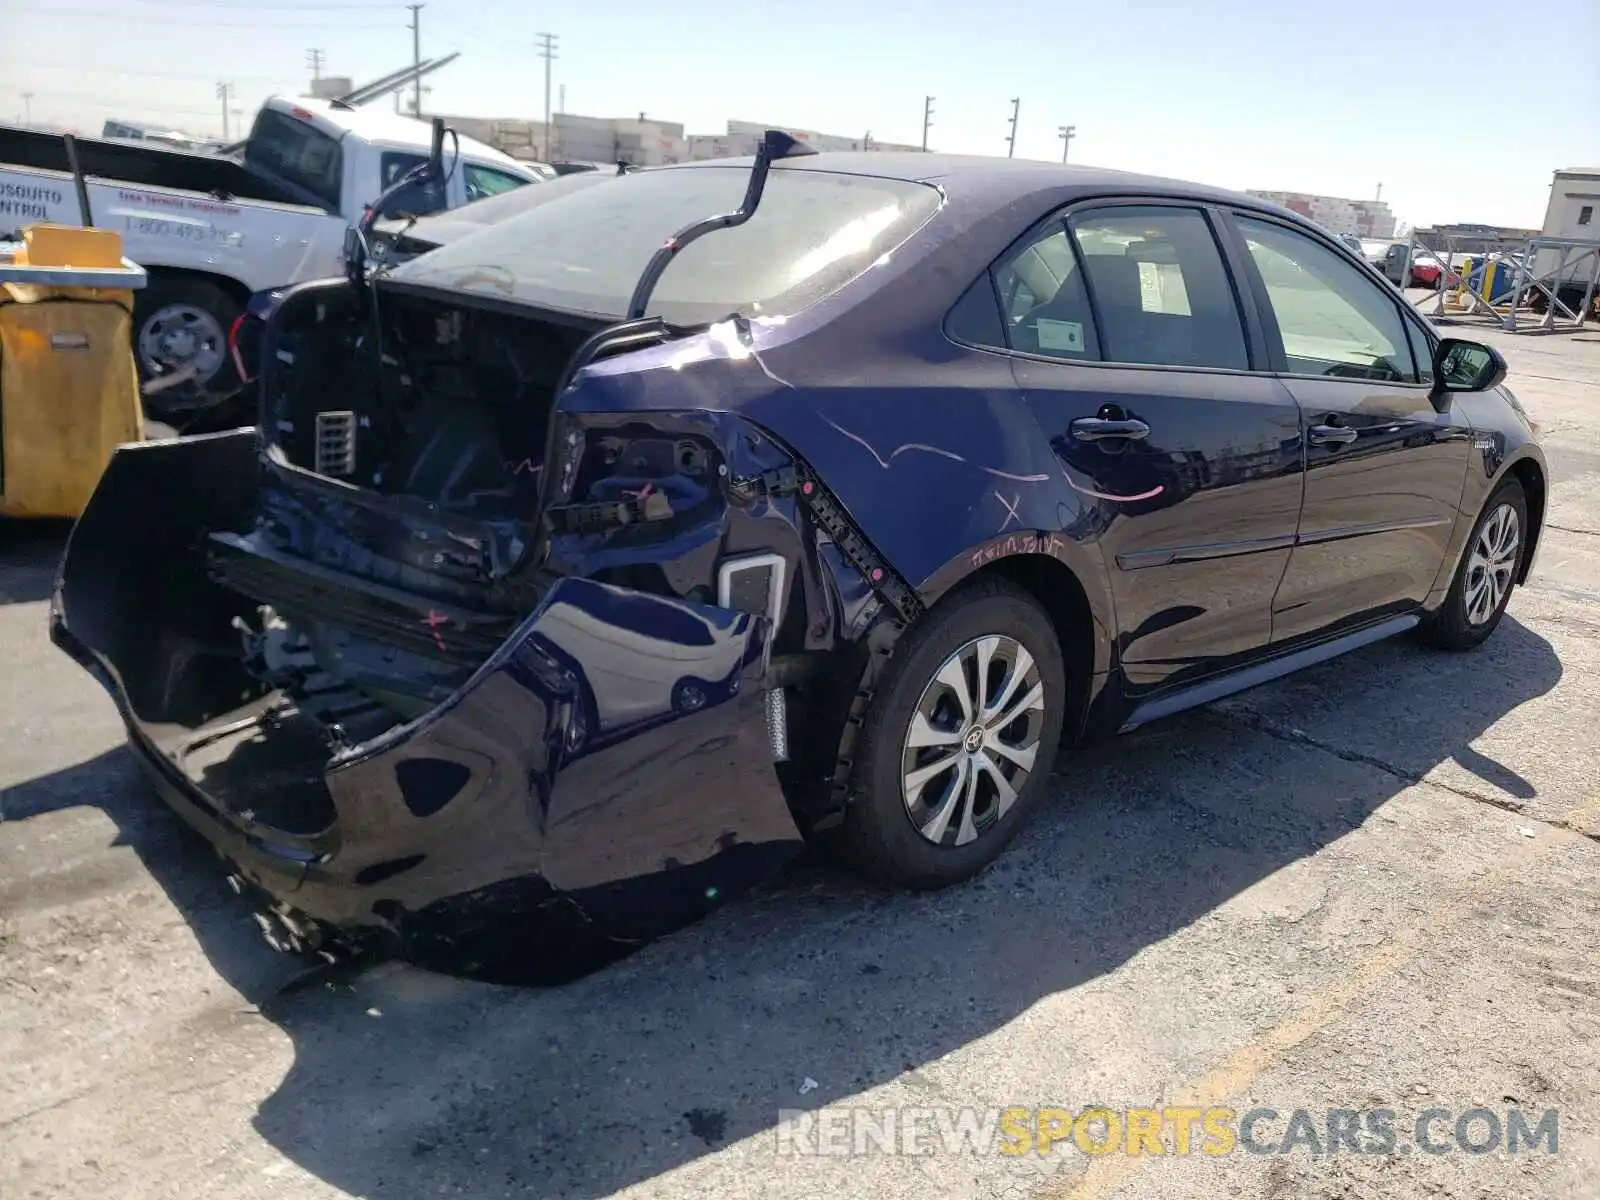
216, 81, 233, 140
558, 83, 566, 115
921, 95, 934, 151
1006, 97, 1020, 158
407, 4, 425, 116
1058, 123, 1076, 163
1376, 182, 1383, 201
536, 32, 558, 160
20, 92, 32, 124
305, 48, 325, 82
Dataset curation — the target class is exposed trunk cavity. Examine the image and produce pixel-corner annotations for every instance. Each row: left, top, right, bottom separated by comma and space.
216, 284, 606, 718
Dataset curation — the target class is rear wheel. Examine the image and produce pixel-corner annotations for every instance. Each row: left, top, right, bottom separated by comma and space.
132, 277, 242, 410
838, 579, 1067, 889
1419, 479, 1527, 650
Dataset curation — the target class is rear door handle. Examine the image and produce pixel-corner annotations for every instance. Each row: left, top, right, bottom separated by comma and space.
1071, 417, 1150, 443
1308, 423, 1358, 446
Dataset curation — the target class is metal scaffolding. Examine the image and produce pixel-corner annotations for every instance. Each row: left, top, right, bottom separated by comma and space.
1399, 232, 1600, 333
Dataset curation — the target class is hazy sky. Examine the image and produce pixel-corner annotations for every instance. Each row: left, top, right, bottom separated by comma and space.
3, 0, 1597, 228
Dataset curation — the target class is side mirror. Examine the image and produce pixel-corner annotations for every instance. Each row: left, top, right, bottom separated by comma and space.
1433, 338, 1507, 395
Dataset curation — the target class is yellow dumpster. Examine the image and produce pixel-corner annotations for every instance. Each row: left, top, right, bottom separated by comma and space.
0, 225, 147, 519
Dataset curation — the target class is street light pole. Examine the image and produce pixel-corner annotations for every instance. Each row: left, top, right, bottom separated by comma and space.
1059, 124, 1076, 163
407, 4, 425, 116
536, 32, 559, 161
216, 81, 233, 141
1006, 97, 1020, 158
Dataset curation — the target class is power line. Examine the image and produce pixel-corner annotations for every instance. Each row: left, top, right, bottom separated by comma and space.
16, 0, 396, 8
9, 6, 396, 28
2, 59, 296, 84
26, 90, 241, 118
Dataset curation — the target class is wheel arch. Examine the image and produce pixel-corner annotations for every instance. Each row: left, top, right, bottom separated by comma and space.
974, 552, 1105, 742
919, 547, 1113, 744
1506, 454, 1547, 584
138, 265, 254, 308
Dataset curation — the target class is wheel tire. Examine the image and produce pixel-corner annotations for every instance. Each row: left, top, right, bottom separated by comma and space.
131, 277, 242, 404
1419, 479, 1527, 651
836, 578, 1067, 890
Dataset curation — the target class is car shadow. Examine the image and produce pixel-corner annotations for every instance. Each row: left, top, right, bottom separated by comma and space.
4, 615, 1561, 1198
0, 521, 68, 606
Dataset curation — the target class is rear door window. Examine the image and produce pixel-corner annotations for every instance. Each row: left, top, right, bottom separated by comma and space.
1067, 205, 1250, 370
244, 109, 343, 209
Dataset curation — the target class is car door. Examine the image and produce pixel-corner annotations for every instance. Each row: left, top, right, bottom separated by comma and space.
1224, 211, 1474, 644
992, 202, 1306, 692
1383, 241, 1409, 286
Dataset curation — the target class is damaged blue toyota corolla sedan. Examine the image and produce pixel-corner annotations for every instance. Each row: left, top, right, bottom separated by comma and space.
52, 133, 1547, 982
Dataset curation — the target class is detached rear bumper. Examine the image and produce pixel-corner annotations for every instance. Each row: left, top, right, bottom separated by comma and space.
51, 433, 804, 983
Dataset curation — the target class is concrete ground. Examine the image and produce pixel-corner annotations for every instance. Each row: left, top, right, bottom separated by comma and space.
2, 309, 1598, 1200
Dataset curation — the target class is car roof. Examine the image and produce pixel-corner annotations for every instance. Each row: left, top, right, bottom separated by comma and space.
674, 152, 1265, 206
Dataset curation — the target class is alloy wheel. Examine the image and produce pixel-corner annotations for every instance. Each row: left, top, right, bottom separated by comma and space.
899, 634, 1047, 847
1464, 502, 1520, 626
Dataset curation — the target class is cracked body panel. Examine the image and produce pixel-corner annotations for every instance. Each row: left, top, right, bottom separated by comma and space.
48, 152, 1550, 977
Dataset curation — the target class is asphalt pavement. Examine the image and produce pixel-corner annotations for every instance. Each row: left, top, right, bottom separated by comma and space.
2, 306, 1597, 1200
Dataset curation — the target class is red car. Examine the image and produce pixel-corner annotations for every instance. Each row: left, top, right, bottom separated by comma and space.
1408, 254, 1444, 289
1382, 241, 1444, 289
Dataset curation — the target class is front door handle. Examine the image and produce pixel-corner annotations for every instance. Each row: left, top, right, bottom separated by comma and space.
1071, 417, 1151, 443
1308, 423, 1358, 446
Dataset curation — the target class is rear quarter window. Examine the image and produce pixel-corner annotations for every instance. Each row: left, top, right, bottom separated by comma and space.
389, 165, 943, 325
245, 110, 343, 209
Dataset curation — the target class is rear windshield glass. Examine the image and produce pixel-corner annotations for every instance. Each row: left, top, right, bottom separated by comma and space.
246, 109, 342, 209
387, 165, 943, 324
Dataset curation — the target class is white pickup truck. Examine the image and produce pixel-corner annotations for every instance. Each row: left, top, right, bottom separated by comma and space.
0, 96, 541, 403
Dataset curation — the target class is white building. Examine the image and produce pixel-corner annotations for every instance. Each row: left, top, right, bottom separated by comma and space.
686, 120, 923, 160
1535, 167, 1600, 293
708, 120, 923, 157
431, 113, 689, 165
1245, 189, 1396, 238
1541, 167, 1600, 240
435, 111, 926, 167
